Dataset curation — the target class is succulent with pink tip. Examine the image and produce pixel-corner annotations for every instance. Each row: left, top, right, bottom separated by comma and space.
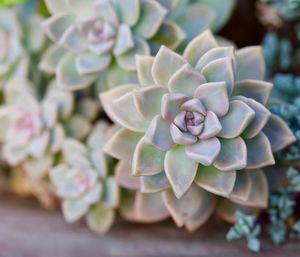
49, 122, 119, 234
101, 30, 296, 230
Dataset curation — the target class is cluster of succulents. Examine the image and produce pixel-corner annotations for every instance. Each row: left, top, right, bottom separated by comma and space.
0, 0, 300, 251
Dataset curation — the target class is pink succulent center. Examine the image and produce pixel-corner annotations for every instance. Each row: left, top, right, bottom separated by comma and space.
15, 114, 35, 133
88, 20, 111, 43
74, 172, 93, 189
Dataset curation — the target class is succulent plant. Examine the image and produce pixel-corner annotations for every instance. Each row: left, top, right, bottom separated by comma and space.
49, 122, 119, 233
0, 7, 45, 87
101, 30, 295, 229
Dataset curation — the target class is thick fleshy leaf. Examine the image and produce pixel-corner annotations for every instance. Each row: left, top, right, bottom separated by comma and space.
245, 133, 275, 169
151, 21, 186, 50
199, 111, 222, 139
235, 46, 265, 81
144, 115, 174, 151
162, 185, 204, 227
115, 161, 140, 190
115, 0, 140, 26
85, 203, 115, 234
185, 191, 217, 232
233, 170, 268, 208
95, 0, 119, 26
100, 84, 137, 122
133, 86, 168, 120
102, 177, 119, 208
195, 46, 234, 71
113, 24, 134, 56
67, 0, 95, 16
170, 123, 197, 144
44, 0, 70, 14
180, 99, 206, 115
132, 138, 165, 176
237, 97, 271, 139
62, 198, 89, 223
49, 124, 65, 153
214, 137, 247, 171
103, 128, 143, 160
141, 171, 170, 193
233, 80, 273, 105
116, 37, 150, 70
201, 57, 234, 95
76, 53, 111, 75
41, 99, 58, 128
134, 0, 167, 39
194, 82, 229, 117
164, 145, 198, 198
135, 192, 170, 222
39, 45, 66, 73
217, 100, 255, 138
57, 54, 97, 90
64, 115, 91, 140
195, 165, 236, 197
156, 0, 179, 10
42, 13, 75, 42
229, 171, 252, 202
185, 137, 221, 165
168, 64, 206, 97
161, 93, 189, 121
263, 114, 296, 152
216, 199, 243, 223
136, 55, 155, 86
28, 132, 50, 159
59, 25, 87, 52
152, 46, 186, 85
183, 30, 218, 67
106, 91, 149, 132
174, 4, 216, 42
24, 155, 53, 180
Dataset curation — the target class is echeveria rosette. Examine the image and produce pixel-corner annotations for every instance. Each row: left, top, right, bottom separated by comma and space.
49, 122, 119, 234
101, 30, 296, 230
41, 0, 186, 91
0, 8, 46, 87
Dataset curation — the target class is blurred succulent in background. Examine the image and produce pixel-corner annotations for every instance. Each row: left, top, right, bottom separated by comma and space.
49, 122, 119, 234
101, 29, 295, 229
0, 7, 46, 87
40, 0, 236, 91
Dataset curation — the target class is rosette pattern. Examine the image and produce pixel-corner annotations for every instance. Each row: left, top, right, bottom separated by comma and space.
101, 30, 296, 229
41, 0, 182, 90
49, 122, 119, 234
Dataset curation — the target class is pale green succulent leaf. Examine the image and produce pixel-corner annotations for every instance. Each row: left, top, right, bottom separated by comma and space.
163, 184, 204, 227
57, 54, 97, 90
102, 177, 119, 208
229, 172, 252, 202
115, 161, 140, 190
198, 111, 222, 139
144, 115, 175, 151
183, 30, 218, 66
113, 24, 134, 56
195, 46, 234, 72
44, 0, 70, 14
164, 145, 198, 198
133, 0, 167, 39
39, 45, 66, 73
170, 123, 197, 145
133, 86, 168, 120
41, 99, 58, 129
195, 164, 236, 197
263, 114, 296, 152
168, 64, 206, 97
201, 57, 234, 95
23, 155, 53, 180
76, 53, 111, 75
161, 93, 189, 121
194, 82, 229, 117
42, 13, 75, 42
235, 46, 265, 81
245, 133, 275, 169
136, 55, 155, 86
214, 137, 247, 171
95, 0, 119, 26
135, 192, 170, 222
85, 203, 115, 234
103, 128, 143, 160
49, 124, 65, 153
151, 21, 186, 50
28, 131, 50, 159
116, 37, 150, 71
152, 45, 187, 85
233, 80, 273, 105
62, 198, 89, 223
49, 163, 69, 189
113, 0, 140, 26
83, 184, 102, 205
185, 137, 221, 166
64, 115, 91, 140
218, 100, 255, 138
132, 137, 166, 176
59, 25, 88, 53
185, 191, 217, 232
66, 0, 95, 17
141, 171, 170, 193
